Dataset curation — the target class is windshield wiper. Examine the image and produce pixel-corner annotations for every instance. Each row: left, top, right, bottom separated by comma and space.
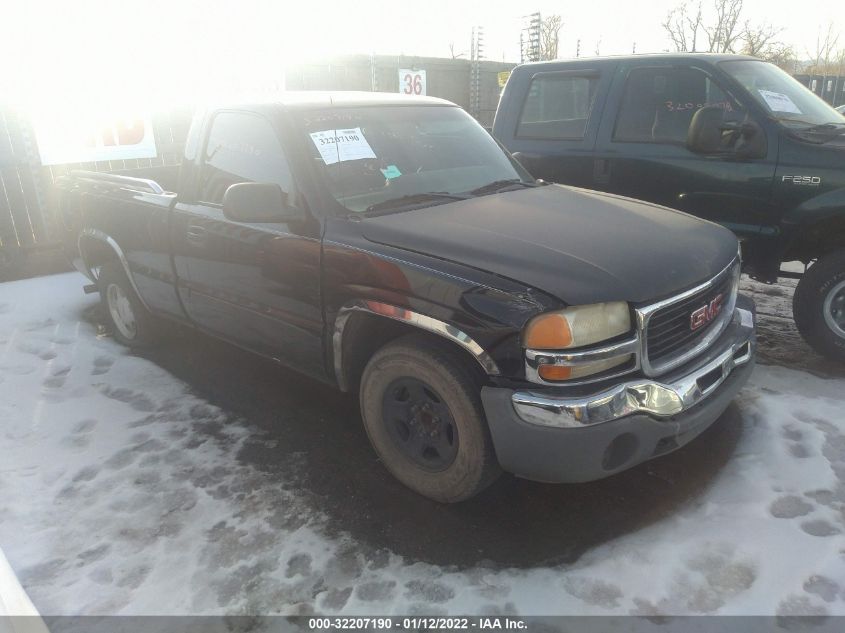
363, 192, 470, 216
789, 121, 845, 143
467, 179, 541, 196
805, 122, 845, 131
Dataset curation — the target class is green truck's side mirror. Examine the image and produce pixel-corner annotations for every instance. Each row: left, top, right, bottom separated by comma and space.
222, 182, 304, 223
687, 106, 767, 160
687, 107, 726, 154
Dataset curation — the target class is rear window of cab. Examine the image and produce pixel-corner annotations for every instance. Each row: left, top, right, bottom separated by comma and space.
516, 73, 599, 140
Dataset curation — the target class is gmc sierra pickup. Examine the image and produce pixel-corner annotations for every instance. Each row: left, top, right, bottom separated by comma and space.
494, 54, 845, 362
53, 93, 756, 502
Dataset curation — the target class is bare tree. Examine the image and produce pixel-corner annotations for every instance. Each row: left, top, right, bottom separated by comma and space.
807, 22, 841, 74
540, 15, 562, 61
663, 1, 704, 52
740, 21, 781, 57
704, 0, 743, 53
448, 42, 466, 60
740, 21, 795, 68
663, 0, 784, 57
762, 42, 798, 71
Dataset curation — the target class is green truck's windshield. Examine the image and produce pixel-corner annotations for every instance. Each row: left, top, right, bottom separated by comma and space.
299, 105, 528, 214
720, 60, 843, 128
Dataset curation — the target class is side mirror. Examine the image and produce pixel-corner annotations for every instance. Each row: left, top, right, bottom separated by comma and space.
687, 106, 727, 154
734, 121, 767, 160
222, 182, 303, 223
687, 106, 767, 159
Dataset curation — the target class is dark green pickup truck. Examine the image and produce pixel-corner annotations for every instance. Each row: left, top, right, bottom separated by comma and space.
494, 54, 845, 362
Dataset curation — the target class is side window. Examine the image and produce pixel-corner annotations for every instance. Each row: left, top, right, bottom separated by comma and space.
613, 67, 745, 144
517, 74, 599, 140
199, 112, 293, 205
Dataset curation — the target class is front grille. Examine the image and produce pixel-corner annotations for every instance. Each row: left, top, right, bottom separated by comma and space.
645, 267, 736, 365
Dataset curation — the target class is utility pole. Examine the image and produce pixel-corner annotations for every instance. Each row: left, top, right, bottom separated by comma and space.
370, 52, 377, 92
529, 13, 540, 61
576, 39, 580, 58
470, 26, 484, 119
519, 13, 541, 62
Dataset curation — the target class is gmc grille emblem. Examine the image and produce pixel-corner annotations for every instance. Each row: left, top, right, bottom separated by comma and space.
690, 293, 724, 331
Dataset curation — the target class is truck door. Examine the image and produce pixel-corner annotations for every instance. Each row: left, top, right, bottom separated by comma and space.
495, 64, 612, 188
169, 110, 326, 380
594, 62, 777, 239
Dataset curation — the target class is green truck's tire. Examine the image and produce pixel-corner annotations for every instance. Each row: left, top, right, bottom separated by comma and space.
359, 334, 501, 503
793, 250, 845, 363
98, 261, 160, 349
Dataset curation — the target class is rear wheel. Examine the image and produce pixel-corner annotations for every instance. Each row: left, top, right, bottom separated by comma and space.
793, 250, 845, 363
359, 334, 501, 503
98, 261, 159, 348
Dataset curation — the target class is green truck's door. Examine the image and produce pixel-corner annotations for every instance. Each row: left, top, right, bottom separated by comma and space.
593, 61, 778, 240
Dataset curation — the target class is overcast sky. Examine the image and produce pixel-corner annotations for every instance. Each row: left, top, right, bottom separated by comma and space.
375, 0, 843, 61
1, 0, 841, 111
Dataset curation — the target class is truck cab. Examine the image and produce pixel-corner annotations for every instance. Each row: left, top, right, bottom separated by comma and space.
494, 54, 845, 362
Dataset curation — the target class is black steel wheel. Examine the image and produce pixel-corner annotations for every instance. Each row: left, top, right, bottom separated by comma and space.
360, 334, 501, 503
381, 377, 459, 472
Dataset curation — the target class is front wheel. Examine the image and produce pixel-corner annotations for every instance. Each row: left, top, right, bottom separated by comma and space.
359, 334, 501, 503
793, 250, 845, 363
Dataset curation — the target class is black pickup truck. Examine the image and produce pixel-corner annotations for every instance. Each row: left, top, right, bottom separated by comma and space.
53, 93, 755, 502
494, 54, 845, 362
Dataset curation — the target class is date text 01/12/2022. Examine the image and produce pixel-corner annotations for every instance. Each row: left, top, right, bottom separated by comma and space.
307, 617, 528, 630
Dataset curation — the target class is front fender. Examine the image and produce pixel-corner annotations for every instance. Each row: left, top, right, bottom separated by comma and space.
333, 300, 501, 391
783, 186, 845, 228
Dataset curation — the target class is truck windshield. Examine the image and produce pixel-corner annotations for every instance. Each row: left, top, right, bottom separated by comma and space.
720, 60, 843, 128
298, 105, 529, 214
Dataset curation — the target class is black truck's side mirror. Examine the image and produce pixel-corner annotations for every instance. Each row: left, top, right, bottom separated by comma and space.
222, 182, 304, 223
687, 106, 767, 159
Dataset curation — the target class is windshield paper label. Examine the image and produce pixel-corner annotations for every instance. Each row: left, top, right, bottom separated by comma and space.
309, 128, 376, 165
758, 90, 802, 114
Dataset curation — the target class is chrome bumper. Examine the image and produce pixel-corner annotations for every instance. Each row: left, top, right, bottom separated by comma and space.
512, 304, 755, 429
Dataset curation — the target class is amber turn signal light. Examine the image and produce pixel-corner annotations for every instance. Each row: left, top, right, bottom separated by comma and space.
538, 365, 572, 381
523, 313, 573, 350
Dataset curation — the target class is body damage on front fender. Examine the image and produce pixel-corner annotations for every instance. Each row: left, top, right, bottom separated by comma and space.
322, 222, 562, 382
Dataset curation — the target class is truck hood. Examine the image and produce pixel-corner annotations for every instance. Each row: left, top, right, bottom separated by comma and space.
361, 185, 738, 305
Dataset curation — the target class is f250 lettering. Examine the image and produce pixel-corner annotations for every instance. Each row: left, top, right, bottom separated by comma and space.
782, 175, 821, 186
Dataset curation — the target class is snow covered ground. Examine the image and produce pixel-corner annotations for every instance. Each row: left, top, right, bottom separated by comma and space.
1, 272, 845, 616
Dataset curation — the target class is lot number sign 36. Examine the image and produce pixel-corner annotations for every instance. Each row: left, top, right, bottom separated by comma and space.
398, 69, 426, 96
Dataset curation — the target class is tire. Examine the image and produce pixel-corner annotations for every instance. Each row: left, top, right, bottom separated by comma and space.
793, 250, 845, 363
359, 334, 501, 503
98, 261, 159, 348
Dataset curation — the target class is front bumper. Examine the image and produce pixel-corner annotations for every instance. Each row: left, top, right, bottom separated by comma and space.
481, 295, 756, 483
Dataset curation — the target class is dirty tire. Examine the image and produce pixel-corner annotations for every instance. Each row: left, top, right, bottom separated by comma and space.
360, 334, 501, 503
793, 250, 845, 363
98, 261, 159, 348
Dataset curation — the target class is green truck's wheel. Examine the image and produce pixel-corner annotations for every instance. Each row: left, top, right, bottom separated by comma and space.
794, 250, 845, 363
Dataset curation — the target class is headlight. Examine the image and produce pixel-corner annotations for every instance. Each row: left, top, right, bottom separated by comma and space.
523, 302, 631, 350
523, 302, 633, 382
